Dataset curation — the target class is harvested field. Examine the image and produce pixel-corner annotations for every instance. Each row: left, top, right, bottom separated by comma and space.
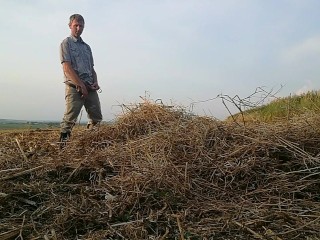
1, 101, 320, 239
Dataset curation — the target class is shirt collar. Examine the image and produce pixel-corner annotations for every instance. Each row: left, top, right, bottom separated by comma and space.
70, 35, 84, 43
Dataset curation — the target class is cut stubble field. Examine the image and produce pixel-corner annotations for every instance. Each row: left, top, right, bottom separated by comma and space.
1, 100, 320, 240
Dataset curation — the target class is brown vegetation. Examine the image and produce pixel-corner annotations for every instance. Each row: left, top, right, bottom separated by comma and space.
0, 101, 320, 239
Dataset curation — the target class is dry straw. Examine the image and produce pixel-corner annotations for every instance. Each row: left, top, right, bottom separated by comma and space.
0, 100, 320, 239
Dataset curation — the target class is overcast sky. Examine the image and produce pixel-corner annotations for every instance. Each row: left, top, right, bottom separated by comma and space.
1, 0, 320, 121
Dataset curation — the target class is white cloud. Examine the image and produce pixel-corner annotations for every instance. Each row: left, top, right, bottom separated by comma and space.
296, 86, 310, 95
280, 36, 320, 64
295, 80, 313, 95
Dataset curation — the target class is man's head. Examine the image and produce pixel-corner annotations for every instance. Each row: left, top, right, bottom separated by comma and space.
69, 14, 85, 39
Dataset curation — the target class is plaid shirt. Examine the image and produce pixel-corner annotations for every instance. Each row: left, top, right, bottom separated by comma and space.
60, 35, 94, 85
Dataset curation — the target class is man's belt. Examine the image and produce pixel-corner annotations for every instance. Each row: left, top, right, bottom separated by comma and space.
66, 83, 77, 89
65, 82, 98, 92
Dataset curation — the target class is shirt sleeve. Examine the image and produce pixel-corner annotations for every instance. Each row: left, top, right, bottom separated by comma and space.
60, 39, 71, 64
87, 44, 94, 66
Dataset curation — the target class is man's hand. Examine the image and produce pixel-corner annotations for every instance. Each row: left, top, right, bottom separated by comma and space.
90, 82, 100, 90
63, 62, 89, 98
76, 84, 89, 98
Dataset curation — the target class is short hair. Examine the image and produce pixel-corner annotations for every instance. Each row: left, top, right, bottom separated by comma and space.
69, 14, 85, 25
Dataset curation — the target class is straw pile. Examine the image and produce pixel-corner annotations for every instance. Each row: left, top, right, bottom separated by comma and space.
0, 100, 320, 240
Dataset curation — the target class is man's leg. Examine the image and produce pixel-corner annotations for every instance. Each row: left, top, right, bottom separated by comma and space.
84, 90, 102, 130
60, 85, 84, 134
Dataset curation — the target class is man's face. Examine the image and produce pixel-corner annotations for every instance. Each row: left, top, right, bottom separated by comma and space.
69, 19, 84, 38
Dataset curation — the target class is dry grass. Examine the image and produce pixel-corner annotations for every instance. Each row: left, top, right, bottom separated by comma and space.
1, 100, 320, 239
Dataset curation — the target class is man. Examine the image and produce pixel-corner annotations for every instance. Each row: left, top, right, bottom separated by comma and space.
59, 14, 102, 147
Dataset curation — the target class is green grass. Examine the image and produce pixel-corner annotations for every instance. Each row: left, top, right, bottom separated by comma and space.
0, 122, 60, 130
233, 90, 320, 122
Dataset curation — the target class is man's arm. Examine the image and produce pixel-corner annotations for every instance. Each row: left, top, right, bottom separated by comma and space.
90, 67, 100, 90
62, 62, 88, 98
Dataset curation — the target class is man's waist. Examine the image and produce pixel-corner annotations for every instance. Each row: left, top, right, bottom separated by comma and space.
65, 81, 77, 88
64, 78, 93, 85
64, 81, 96, 91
